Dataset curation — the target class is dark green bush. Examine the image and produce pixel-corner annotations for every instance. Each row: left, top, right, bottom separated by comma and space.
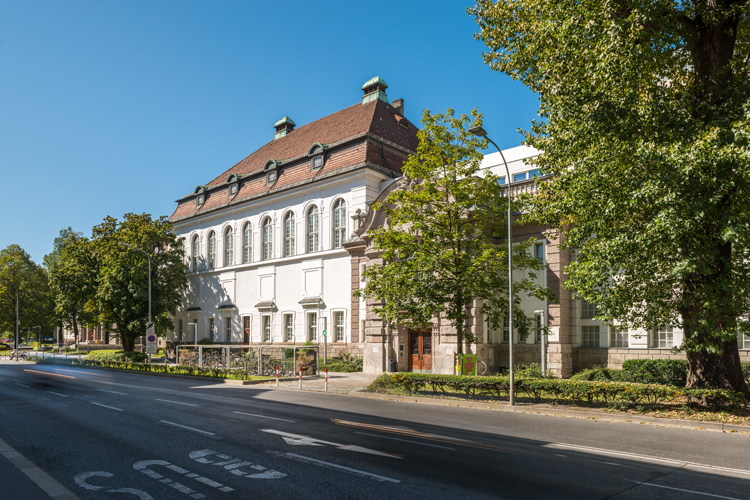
621, 359, 687, 386
88, 350, 148, 363
321, 353, 363, 373
571, 366, 622, 382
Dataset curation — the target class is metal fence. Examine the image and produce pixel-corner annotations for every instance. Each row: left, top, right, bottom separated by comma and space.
174, 345, 318, 376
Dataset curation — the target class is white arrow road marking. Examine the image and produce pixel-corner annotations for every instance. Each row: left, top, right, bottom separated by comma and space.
269, 451, 400, 483
261, 429, 403, 458
74, 471, 113, 490
189, 449, 286, 479
134, 459, 237, 497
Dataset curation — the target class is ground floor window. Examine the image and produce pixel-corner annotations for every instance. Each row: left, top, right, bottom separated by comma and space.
334, 311, 345, 342
284, 314, 294, 342
224, 317, 232, 342
208, 318, 215, 343
610, 326, 628, 348
534, 315, 542, 344
582, 326, 600, 347
652, 325, 673, 348
243, 316, 250, 344
308, 312, 318, 342
262, 315, 271, 342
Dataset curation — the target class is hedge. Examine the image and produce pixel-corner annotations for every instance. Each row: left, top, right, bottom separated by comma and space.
369, 372, 746, 409
87, 350, 148, 363
620, 359, 687, 386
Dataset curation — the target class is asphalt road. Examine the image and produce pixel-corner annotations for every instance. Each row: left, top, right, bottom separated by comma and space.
1, 362, 749, 500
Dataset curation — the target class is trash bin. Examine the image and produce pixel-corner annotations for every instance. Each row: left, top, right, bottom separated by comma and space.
388, 359, 397, 372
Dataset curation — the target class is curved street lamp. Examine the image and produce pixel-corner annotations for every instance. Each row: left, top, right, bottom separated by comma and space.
468, 125, 516, 406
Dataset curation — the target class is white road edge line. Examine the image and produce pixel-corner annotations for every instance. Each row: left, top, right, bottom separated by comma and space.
156, 399, 197, 407
46, 391, 68, 398
234, 411, 295, 423
160, 420, 216, 436
281, 453, 400, 483
354, 432, 456, 450
625, 480, 740, 500
97, 389, 127, 395
15, 383, 30, 388
91, 402, 123, 412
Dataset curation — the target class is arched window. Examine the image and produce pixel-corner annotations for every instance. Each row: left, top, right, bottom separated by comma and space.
224, 227, 233, 267
262, 218, 273, 260
333, 199, 347, 248
284, 212, 295, 257
207, 231, 216, 269
191, 235, 199, 271
307, 206, 319, 253
242, 222, 252, 263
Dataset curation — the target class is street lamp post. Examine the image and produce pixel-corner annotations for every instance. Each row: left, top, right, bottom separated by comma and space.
33, 326, 41, 349
1, 278, 20, 362
119, 243, 152, 350
468, 126, 516, 405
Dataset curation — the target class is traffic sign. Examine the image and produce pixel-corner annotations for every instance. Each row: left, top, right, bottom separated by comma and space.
322, 329, 327, 337
146, 324, 157, 355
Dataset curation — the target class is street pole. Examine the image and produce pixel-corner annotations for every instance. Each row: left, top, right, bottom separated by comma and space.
119, 242, 152, 349
535, 310, 546, 376
468, 126, 515, 405
1, 278, 20, 362
33, 326, 41, 350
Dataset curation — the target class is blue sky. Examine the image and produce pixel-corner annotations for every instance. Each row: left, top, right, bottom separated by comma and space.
0, 1, 539, 265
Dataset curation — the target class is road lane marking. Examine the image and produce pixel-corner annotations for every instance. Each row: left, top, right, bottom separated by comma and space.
55, 368, 96, 375
98, 389, 127, 395
354, 432, 456, 450
261, 429, 402, 458
46, 391, 68, 398
24, 369, 75, 379
14, 383, 30, 388
271, 452, 400, 483
156, 399, 197, 406
234, 411, 294, 422
133, 460, 209, 498
189, 449, 286, 479
91, 402, 123, 412
160, 421, 215, 436
625, 480, 740, 499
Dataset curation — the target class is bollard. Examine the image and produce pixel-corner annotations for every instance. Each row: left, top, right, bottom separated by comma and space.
276, 365, 279, 388
299, 366, 302, 389
325, 368, 328, 392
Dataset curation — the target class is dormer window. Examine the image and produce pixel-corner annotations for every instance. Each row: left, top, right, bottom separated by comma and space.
312, 155, 324, 170
229, 183, 238, 195
267, 170, 277, 184
197, 194, 205, 207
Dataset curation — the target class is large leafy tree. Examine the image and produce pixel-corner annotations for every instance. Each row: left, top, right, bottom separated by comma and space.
47, 230, 99, 344
472, 1, 750, 392
355, 109, 553, 353
0, 245, 54, 344
92, 213, 188, 351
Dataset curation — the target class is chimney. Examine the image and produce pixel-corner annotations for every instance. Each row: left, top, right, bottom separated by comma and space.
361, 76, 388, 104
392, 98, 404, 115
273, 116, 296, 140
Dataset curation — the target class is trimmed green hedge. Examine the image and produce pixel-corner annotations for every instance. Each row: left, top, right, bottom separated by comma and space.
620, 359, 687, 386
369, 372, 746, 409
87, 350, 148, 363
320, 353, 363, 373
30, 356, 269, 381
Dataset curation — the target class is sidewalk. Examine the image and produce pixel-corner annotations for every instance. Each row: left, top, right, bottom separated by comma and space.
0, 437, 80, 500
256, 371, 378, 394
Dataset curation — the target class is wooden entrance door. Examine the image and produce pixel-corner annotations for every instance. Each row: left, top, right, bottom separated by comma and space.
243, 317, 250, 345
408, 330, 432, 373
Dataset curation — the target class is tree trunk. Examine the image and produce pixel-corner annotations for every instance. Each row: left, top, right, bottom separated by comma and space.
72, 316, 78, 349
686, 338, 749, 396
121, 336, 135, 352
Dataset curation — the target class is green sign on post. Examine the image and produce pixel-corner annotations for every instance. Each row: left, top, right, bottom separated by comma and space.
322, 329, 327, 336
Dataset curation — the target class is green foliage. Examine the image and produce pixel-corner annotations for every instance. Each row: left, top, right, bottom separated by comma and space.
571, 366, 622, 382
355, 109, 555, 352
620, 359, 688, 387
471, 1, 750, 392
321, 353, 363, 373
87, 350, 148, 363
0, 245, 54, 335
369, 373, 745, 409
197, 337, 213, 345
515, 362, 556, 379
92, 213, 188, 351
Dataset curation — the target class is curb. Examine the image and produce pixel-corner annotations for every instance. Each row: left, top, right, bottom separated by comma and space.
0, 436, 81, 500
347, 390, 750, 435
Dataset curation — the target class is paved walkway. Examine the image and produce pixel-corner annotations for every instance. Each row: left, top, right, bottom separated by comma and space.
256, 371, 378, 394
0, 436, 80, 500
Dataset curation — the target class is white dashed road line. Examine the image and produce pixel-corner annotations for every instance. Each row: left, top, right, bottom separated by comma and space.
233, 411, 295, 423
47, 391, 68, 398
156, 399, 197, 406
625, 480, 740, 499
271, 452, 400, 483
97, 389, 127, 395
160, 421, 216, 436
15, 383, 30, 388
91, 402, 123, 412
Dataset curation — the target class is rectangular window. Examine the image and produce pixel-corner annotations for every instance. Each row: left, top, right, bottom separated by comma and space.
308, 312, 318, 342
225, 317, 231, 342
581, 300, 598, 319
243, 316, 250, 343
497, 177, 506, 186
534, 315, 542, 344
653, 325, 673, 348
189, 321, 197, 342
528, 169, 542, 179
284, 314, 294, 342
262, 316, 271, 342
208, 318, 215, 343
503, 317, 510, 343
513, 172, 527, 182
582, 326, 600, 347
534, 242, 544, 263
743, 334, 750, 349
229, 183, 238, 195
312, 155, 323, 170
334, 311, 345, 342
267, 170, 277, 184
610, 326, 628, 348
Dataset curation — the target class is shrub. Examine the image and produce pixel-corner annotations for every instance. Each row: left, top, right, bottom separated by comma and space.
88, 350, 148, 363
621, 359, 687, 386
571, 366, 622, 382
197, 338, 213, 345
321, 353, 363, 373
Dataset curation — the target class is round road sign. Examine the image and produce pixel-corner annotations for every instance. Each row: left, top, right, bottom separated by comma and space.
147, 334, 156, 343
